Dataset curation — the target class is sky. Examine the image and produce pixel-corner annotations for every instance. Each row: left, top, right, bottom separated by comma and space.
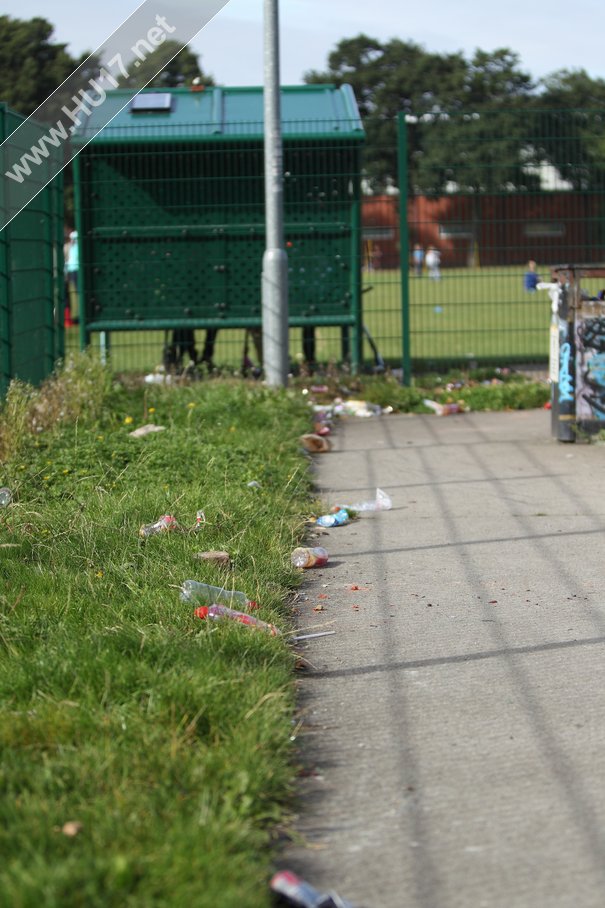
4, 0, 605, 88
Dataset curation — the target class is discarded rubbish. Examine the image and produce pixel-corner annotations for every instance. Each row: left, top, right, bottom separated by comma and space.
129, 424, 166, 438
144, 371, 173, 385
337, 487, 392, 513
180, 579, 257, 610
193, 550, 231, 566
139, 514, 180, 538
270, 869, 354, 908
291, 546, 329, 569
423, 398, 466, 416
300, 434, 332, 453
0, 487, 12, 507
194, 510, 206, 529
316, 508, 350, 528
291, 630, 336, 641
247, 480, 262, 489
194, 603, 279, 635
339, 399, 382, 418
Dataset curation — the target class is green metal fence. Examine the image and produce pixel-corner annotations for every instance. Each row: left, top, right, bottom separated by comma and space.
65, 105, 605, 378
363, 108, 605, 377
0, 103, 64, 396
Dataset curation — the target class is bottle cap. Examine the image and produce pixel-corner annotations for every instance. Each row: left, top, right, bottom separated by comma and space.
247, 600, 259, 610
194, 606, 209, 619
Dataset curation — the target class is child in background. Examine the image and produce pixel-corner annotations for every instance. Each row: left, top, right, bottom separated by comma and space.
523, 259, 540, 292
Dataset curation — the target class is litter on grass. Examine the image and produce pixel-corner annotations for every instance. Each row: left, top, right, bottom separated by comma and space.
129, 424, 166, 438
193, 550, 231, 566
194, 603, 279, 635
139, 514, 180, 538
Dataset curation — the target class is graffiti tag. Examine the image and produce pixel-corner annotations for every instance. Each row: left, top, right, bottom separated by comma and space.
559, 342, 574, 404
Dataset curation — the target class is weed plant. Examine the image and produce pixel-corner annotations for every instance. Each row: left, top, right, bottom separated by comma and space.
0, 357, 315, 907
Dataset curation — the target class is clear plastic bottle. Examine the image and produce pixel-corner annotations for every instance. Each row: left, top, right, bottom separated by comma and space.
194, 603, 279, 635
180, 579, 257, 609
0, 487, 12, 507
291, 546, 329, 568
139, 514, 179, 537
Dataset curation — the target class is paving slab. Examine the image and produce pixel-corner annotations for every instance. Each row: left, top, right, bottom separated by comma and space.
278, 410, 605, 908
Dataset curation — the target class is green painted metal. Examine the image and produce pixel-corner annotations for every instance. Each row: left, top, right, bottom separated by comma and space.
397, 113, 411, 385
74, 84, 364, 144
73, 85, 365, 368
0, 103, 64, 396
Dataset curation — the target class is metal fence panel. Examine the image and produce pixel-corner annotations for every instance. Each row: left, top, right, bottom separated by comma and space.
0, 103, 64, 396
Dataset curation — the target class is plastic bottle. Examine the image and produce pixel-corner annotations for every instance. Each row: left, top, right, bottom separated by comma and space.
338, 488, 393, 513
194, 603, 279, 635
139, 514, 179, 537
291, 546, 329, 568
316, 508, 350, 528
0, 487, 12, 507
180, 579, 257, 610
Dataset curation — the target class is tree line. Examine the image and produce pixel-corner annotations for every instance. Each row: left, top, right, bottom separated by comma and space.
3, 17, 605, 194
304, 35, 605, 193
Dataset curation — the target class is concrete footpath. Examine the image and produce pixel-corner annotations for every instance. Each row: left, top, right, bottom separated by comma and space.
278, 409, 605, 908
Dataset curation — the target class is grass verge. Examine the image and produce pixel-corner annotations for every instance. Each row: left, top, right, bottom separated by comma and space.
0, 356, 315, 908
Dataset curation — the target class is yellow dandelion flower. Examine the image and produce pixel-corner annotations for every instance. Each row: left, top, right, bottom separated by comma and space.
62, 468, 70, 474
187, 402, 196, 409
148, 407, 156, 414
124, 416, 133, 425
43, 475, 50, 481
96, 570, 103, 578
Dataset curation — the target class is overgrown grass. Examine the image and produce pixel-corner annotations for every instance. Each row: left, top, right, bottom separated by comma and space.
0, 356, 316, 908
291, 367, 551, 414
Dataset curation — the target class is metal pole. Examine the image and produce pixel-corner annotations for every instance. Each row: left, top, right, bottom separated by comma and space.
397, 112, 411, 386
262, 0, 288, 386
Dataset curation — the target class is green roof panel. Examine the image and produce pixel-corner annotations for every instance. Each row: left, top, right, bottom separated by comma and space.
74, 84, 364, 144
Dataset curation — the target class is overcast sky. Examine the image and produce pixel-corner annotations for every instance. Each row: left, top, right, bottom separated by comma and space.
3, 0, 605, 87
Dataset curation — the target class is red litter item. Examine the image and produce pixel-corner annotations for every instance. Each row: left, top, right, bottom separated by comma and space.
194, 603, 280, 635
270, 869, 354, 907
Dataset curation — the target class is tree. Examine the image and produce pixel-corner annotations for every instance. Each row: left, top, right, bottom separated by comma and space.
0, 16, 75, 115
533, 69, 605, 191
304, 37, 538, 197
122, 44, 214, 90
305, 35, 468, 188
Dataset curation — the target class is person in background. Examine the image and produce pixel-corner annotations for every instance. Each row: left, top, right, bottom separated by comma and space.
523, 259, 540, 292
425, 245, 441, 280
65, 230, 80, 325
412, 243, 424, 276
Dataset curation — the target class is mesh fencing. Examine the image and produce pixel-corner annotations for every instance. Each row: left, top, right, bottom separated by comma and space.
63, 108, 605, 376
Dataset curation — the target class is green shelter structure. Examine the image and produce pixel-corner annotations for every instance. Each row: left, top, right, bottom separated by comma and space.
0, 103, 64, 396
72, 84, 365, 369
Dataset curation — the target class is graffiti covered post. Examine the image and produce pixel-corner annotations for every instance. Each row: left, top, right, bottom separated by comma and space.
552, 266, 577, 442
544, 264, 605, 442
